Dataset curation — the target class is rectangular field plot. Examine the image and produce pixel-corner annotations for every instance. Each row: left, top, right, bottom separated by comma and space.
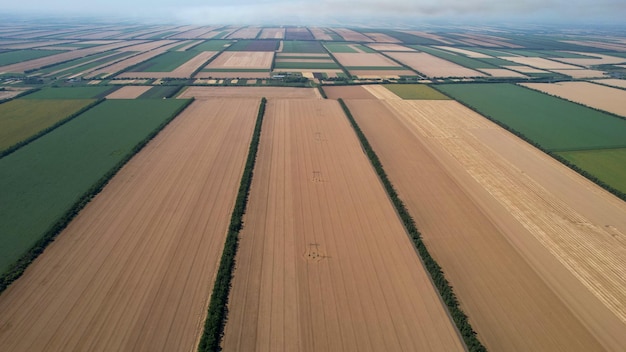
558, 148, 626, 194
386, 52, 486, 78
204, 51, 274, 69
223, 99, 464, 352
281, 40, 326, 53
0, 99, 190, 273
0, 49, 65, 66
226, 39, 279, 51
0, 99, 259, 351
0, 99, 94, 151
24, 86, 116, 99
347, 99, 624, 351
383, 84, 451, 100
436, 83, 626, 151
521, 81, 626, 117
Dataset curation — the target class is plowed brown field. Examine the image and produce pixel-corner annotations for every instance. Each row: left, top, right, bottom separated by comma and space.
0, 99, 259, 352
346, 99, 626, 351
222, 99, 465, 352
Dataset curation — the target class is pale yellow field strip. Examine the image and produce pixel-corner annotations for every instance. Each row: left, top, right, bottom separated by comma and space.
223, 98, 464, 352
0, 98, 259, 352
333, 52, 401, 67
259, 28, 285, 39
44, 51, 125, 78
74, 30, 124, 39
176, 40, 202, 51
362, 85, 402, 100
0, 40, 76, 50
435, 46, 492, 58
549, 69, 607, 79
386, 51, 486, 78
556, 52, 626, 66
382, 100, 626, 350
172, 27, 216, 39
479, 68, 528, 78
109, 79, 149, 84
367, 43, 416, 52
563, 40, 626, 51
118, 40, 178, 52
206, 51, 274, 69
521, 81, 626, 117
227, 27, 262, 39
400, 31, 454, 44
332, 28, 372, 41
85, 42, 181, 78
309, 27, 333, 41
592, 78, 626, 89
363, 32, 402, 43
504, 65, 549, 73
274, 58, 334, 63
179, 86, 321, 99
500, 56, 582, 69
105, 85, 152, 99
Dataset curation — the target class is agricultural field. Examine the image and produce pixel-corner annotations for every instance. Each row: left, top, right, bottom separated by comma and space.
281, 40, 326, 53
386, 51, 486, 78
557, 148, 626, 193
0, 98, 259, 351
436, 83, 626, 151
345, 98, 626, 351
0, 99, 189, 273
521, 81, 626, 117
0, 98, 94, 151
383, 84, 451, 100
203, 51, 273, 70
105, 85, 151, 99
226, 39, 279, 51
223, 98, 464, 351
284, 27, 314, 40
0, 49, 66, 66
119, 51, 217, 78
24, 86, 115, 99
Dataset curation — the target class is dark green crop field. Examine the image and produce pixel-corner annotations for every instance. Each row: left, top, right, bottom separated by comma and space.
0, 49, 65, 66
0, 98, 190, 272
23, 86, 117, 99
436, 83, 626, 151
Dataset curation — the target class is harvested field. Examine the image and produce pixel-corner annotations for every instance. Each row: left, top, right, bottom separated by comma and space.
0, 98, 259, 352
436, 46, 492, 58
222, 98, 464, 352
592, 78, 626, 89
227, 40, 279, 51
479, 68, 528, 78
332, 52, 401, 67
363, 32, 401, 43
309, 27, 333, 41
504, 65, 549, 73
105, 85, 152, 99
366, 43, 415, 52
205, 51, 273, 69
227, 27, 261, 39
350, 70, 415, 78
119, 51, 217, 78
175, 40, 202, 51
500, 56, 581, 70
362, 85, 402, 100
556, 52, 626, 66
259, 28, 285, 39
85, 42, 181, 78
322, 85, 376, 99
386, 52, 486, 78
400, 31, 454, 44
195, 71, 270, 79
550, 69, 606, 78
179, 86, 320, 99
117, 40, 177, 52
348, 98, 625, 351
0, 90, 24, 100
521, 81, 626, 117
332, 28, 372, 42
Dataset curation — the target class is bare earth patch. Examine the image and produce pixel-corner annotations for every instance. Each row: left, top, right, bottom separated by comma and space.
386, 51, 486, 78
105, 85, 151, 99
205, 51, 274, 69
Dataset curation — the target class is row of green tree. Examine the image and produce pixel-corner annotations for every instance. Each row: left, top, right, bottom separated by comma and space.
337, 98, 487, 352
197, 98, 267, 352
0, 98, 195, 294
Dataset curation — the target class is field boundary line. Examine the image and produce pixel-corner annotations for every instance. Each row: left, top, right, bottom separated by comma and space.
0, 98, 104, 158
197, 97, 267, 352
338, 98, 486, 352
0, 98, 195, 294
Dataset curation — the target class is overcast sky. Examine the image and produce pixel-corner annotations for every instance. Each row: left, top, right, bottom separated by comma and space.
4, 0, 626, 26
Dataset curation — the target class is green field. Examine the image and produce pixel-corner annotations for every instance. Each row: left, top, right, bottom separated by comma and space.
274, 61, 340, 69
346, 66, 410, 70
0, 49, 65, 66
138, 85, 182, 99
191, 40, 233, 51
24, 86, 116, 99
436, 83, 626, 151
0, 99, 190, 272
324, 43, 359, 53
384, 84, 451, 100
281, 40, 326, 53
412, 45, 499, 69
557, 148, 626, 194
131, 51, 199, 72
0, 99, 94, 151
35, 52, 133, 77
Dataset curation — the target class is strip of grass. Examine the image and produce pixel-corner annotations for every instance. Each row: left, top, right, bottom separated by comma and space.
0, 99, 95, 152
324, 43, 359, 53
0, 98, 192, 284
281, 40, 326, 53
557, 148, 626, 194
412, 45, 498, 69
338, 99, 486, 352
384, 84, 451, 100
0, 49, 66, 66
198, 98, 266, 352
23, 86, 116, 99
191, 40, 233, 51
436, 83, 626, 151
131, 51, 199, 72
274, 61, 340, 69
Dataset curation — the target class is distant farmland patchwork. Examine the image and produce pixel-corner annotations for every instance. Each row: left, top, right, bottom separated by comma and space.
1, 23, 626, 352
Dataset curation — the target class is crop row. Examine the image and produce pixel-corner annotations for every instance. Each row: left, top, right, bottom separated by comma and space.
338, 98, 487, 352
197, 97, 267, 352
